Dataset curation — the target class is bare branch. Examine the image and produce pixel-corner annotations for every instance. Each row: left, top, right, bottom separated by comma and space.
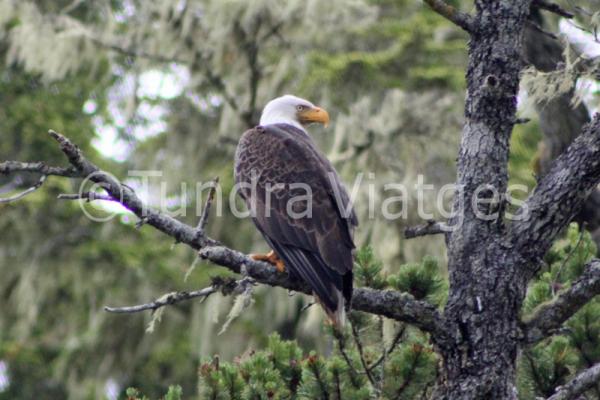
552, 227, 585, 295
105, 286, 217, 313
104, 276, 253, 313
509, 115, 600, 265
57, 192, 116, 202
547, 362, 600, 400
423, 0, 474, 32
0, 175, 46, 203
521, 260, 600, 344
351, 322, 377, 388
532, 0, 575, 19
404, 220, 448, 239
333, 330, 362, 389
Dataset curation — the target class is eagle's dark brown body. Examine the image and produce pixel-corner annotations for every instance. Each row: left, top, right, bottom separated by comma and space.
234, 123, 358, 323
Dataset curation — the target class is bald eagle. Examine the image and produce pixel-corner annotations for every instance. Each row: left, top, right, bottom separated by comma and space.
234, 95, 358, 326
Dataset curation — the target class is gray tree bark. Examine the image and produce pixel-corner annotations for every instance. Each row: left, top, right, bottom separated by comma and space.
523, 11, 600, 245
428, 1, 600, 399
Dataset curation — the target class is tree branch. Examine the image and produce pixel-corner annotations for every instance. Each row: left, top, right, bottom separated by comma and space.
423, 0, 474, 32
521, 260, 600, 344
0, 160, 79, 177
532, 0, 574, 19
1, 130, 449, 340
57, 192, 117, 202
0, 175, 46, 203
105, 286, 217, 313
547, 362, 600, 400
404, 220, 448, 239
200, 245, 449, 341
509, 115, 600, 265
104, 276, 253, 313
196, 177, 219, 234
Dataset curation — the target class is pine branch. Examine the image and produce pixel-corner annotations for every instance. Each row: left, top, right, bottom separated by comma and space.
521, 259, 600, 344
547, 362, 600, 400
422, 0, 474, 32
0, 129, 450, 341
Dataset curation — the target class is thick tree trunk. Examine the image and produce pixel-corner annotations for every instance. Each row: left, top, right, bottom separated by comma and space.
433, 1, 532, 398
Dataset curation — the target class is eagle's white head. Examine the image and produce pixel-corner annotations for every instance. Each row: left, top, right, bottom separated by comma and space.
259, 94, 330, 130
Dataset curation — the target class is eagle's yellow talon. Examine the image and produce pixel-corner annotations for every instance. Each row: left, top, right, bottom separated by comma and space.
251, 250, 285, 272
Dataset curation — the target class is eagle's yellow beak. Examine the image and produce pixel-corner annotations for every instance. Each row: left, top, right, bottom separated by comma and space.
299, 106, 330, 127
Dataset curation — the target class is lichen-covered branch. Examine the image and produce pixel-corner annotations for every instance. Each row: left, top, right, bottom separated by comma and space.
547, 362, 600, 400
509, 115, 600, 265
521, 259, 600, 344
1, 130, 447, 339
200, 245, 449, 340
0, 160, 79, 177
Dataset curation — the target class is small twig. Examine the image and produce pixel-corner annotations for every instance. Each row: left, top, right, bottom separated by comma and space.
104, 286, 218, 313
552, 226, 585, 295
351, 322, 378, 389
57, 192, 116, 202
195, 177, 219, 240
515, 118, 531, 125
0, 175, 46, 203
300, 301, 315, 312
404, 220, 448, 239
423, 0, 474, 33
368, 325, 406, 372
532, 0, 575, 19
333, 330, 362, 389
104, 276, 254, 314
135, 216, 148, 229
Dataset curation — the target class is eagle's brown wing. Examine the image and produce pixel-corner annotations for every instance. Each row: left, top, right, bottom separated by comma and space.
234, 123, 357, 319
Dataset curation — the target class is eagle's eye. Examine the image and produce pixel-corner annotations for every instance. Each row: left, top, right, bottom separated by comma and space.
296, 105, 306, 111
